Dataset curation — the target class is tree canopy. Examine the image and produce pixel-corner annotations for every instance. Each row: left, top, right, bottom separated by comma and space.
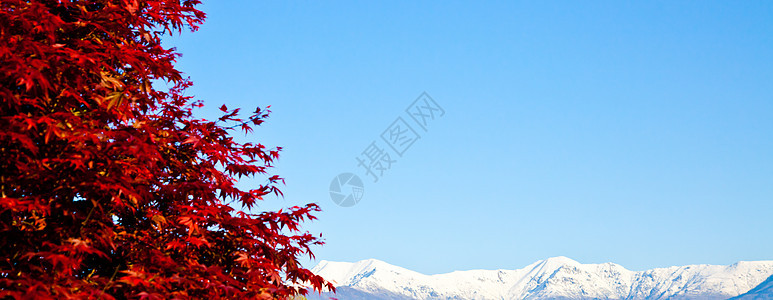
0, 0, 332, 298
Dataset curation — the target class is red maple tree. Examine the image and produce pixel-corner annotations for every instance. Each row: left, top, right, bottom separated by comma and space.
0, 0, 332, 298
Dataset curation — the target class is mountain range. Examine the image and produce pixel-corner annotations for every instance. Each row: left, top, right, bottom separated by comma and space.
309, 256, 773, 299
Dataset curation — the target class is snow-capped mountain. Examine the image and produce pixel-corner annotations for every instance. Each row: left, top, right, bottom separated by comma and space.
309, 257, 773, 300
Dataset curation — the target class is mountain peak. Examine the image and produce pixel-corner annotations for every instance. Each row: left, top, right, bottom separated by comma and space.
528, 256, 580, 272
312, 258, 416, 287
540, 256, 579, 265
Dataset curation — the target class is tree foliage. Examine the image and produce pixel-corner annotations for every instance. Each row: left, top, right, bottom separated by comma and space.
0, 0, 332, 298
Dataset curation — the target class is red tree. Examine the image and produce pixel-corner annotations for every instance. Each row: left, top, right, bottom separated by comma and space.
0, 0, 332, 298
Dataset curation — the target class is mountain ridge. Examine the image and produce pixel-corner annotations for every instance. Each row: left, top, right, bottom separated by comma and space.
731, 274, 773, 299
310, 257, 773, 300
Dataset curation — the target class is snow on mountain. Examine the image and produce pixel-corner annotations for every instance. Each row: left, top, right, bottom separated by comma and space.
309, 257, 773, 300
732, 274, 773, 300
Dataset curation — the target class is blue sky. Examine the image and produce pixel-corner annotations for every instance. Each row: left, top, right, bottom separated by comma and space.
168, 1, 773, 274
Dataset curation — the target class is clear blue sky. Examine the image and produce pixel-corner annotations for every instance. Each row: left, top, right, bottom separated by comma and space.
167, 1, 773, 274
